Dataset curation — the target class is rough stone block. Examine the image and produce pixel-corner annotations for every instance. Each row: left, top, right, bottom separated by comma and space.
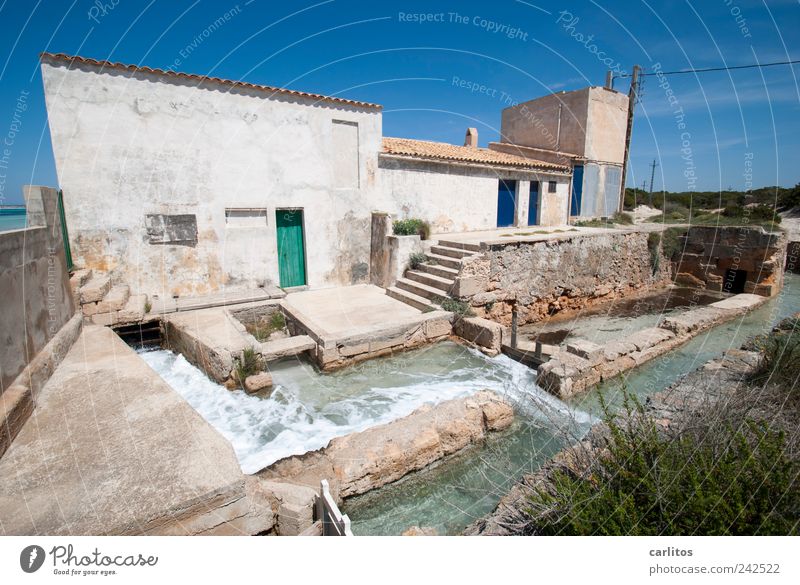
244, 372, 273, 394
117, 294, 147, 323
423, 316, 452, 338
91, 311, 118, 326
96, 285, 130, 313
79, 274, 111, 304
454, 317, 502, 352
566, 339, 604, 364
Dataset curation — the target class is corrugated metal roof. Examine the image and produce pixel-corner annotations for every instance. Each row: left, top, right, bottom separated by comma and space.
39, 52, 382, 111
382, 137, 569, 172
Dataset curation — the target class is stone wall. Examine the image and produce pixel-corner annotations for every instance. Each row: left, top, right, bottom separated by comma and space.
673, 226, 786, 296
537, 293, 767, 399
0, 186, 78, 458
259, 390, 514, 501
458, 231, 672, 326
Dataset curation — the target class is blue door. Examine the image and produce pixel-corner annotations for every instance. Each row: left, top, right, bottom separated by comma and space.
527, 181, 539, 225
497, 180, 516, 227
570, 165, 584, 216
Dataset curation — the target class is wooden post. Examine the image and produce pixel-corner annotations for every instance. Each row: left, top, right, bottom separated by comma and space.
535, 341, 542, 361
619, 64, 641, 213
511, 302, 518, 349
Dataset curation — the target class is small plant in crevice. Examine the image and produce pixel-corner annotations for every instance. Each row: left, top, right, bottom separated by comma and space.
144, 300, 152, 313
234, 347, 262, 385
408, 252, 427, 270
436, 296, 475, 317
647, 232, 661, 275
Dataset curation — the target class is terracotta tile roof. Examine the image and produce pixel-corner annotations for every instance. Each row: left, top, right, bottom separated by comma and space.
382, 137, 569, 172
39, 52, 382, 111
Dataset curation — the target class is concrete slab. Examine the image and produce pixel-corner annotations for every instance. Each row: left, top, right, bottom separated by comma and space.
0, 326, 255, 535
283, 284, 421, 338
151, 286, 284, 315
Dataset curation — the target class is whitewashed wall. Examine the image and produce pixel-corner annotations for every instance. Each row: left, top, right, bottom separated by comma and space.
379, 157, 570, 232
42, 59, 382, 297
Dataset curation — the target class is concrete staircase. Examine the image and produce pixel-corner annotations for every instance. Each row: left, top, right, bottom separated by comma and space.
387, 239, 482, 311
70, 268, 149, 326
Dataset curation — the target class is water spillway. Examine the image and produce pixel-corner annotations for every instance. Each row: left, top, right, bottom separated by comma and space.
138, 341, 588, 475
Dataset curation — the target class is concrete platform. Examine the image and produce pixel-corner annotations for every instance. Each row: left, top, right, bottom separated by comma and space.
437, 223, 665, 248
0, 326, 269, 535
282, 284, 453, 370
282, 284, 421, 338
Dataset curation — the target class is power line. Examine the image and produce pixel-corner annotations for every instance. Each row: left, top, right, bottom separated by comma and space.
615, 59, 800, 79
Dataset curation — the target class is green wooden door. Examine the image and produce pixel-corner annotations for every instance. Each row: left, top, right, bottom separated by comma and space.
276, 209, 306, 288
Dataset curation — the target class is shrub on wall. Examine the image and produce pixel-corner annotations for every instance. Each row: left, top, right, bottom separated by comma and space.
393, 218, 431, 240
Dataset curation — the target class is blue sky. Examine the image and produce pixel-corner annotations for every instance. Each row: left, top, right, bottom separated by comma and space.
0, 0, 798, 204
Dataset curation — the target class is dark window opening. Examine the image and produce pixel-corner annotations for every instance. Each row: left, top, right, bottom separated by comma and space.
548, 180, 557, 193
723, 269, 747, 294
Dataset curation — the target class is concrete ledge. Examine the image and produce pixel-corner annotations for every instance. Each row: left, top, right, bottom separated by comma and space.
259, 390, 514, 500
0, 312, 83, 459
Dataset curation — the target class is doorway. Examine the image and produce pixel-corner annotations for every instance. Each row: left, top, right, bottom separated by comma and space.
722, 268, 747, 294
571, 165, 584, 216
497, 179, 516, 227
276, 209, 306, 288
528, 181, 540, 226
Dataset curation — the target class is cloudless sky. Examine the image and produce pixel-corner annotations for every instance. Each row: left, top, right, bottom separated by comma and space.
0, 0, 798, 205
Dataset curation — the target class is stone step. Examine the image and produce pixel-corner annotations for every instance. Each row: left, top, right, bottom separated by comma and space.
386, 286, 432, 311
417, 262, 459, 280
425, 253, 462, 270
405, 269, 454, 293
260, 335, 316, 362
96, 285, 130, 313
430, 245, 474, 259
436, 239, 481, 252
396, 277, 448, 301
79, 273, 111, 304
69, 268, 93, 295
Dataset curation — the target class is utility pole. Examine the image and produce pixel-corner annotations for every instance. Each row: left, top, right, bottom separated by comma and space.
648, 159, 659, 207
618, 64, 641, 213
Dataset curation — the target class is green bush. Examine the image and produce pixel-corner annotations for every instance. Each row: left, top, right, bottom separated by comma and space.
234, 347, 262, 385
748, 326, 800, 397
527, 392, 799, 535
436, 297, 474, 317
393, 218, 431, 240
612, 211, 634, 225
408, 252, 427, 270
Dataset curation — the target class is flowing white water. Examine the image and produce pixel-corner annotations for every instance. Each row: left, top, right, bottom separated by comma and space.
138, 341, 590, 474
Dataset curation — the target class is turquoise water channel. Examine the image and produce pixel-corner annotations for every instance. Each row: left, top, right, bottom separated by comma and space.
342, 273, 800, 535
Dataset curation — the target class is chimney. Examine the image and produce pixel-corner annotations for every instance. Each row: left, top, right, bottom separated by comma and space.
464, 127, 478, 148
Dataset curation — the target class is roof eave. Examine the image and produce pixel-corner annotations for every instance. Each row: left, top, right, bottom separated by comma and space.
39, 52, 383, 111
379, 153, 571, 175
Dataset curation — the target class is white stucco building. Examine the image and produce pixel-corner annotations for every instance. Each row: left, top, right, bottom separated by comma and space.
40, 53, 594, 298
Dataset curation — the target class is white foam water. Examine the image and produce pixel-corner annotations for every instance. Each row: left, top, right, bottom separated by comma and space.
138, 341, 591, 474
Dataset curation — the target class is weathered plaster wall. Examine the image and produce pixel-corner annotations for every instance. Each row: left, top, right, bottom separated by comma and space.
459, 231, 672, 324
500, 89, 589, 156
41, 58, 382, 297
584, 87, 628, 164
0, 186, 76, 394
674, 226, 786, 297
379, 157, 570, 231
